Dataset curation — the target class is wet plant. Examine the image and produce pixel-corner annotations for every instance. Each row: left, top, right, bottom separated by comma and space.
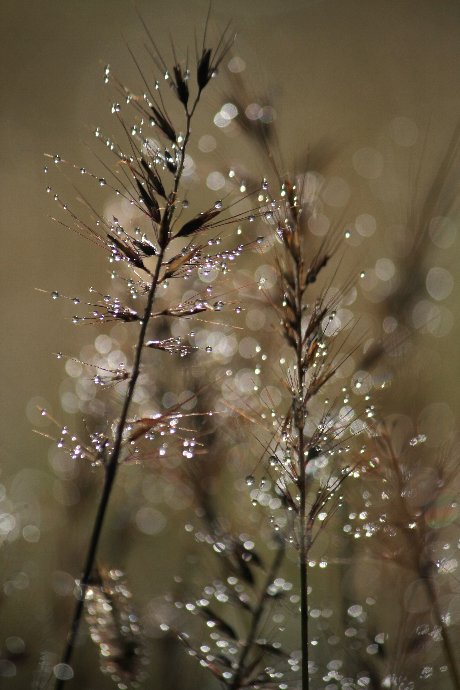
354, 419, 460, 689
41, 18, 271, 689
242, 179, 374, 690
171, 125, 380, 687
35, 10, 460, 690
174, 526, 288, 690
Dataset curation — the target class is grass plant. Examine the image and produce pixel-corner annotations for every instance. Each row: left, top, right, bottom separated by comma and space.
34, 12, 460, 690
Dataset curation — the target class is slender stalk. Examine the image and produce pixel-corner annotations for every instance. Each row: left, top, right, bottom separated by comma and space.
422, 572, 460, 690
295, 260, 309, 690
299, 440, 309, 690
54, 96, 198, 688
55, 242, 166, 689
385, 436, 460, 689
277, 189, 312, 690
229, 544, 285, 690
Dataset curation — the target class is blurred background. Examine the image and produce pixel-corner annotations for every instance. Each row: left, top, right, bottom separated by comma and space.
1, 0, 460, 688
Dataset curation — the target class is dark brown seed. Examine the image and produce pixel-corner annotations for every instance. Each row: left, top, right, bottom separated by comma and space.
150, 105, 176, 143
175, 208, 220, 238
173, 65, 189, 106
197, 48, 212, 90
165, 152, 177, 174
162, 248, 198, 280
132, 238, 157, 256
107, 234, 146, 271
199, 607, 237, 640
136, 180, 161, 223
140, 158, 166, 198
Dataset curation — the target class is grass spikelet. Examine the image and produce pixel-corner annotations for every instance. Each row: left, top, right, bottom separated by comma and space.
85, 567, 148, 689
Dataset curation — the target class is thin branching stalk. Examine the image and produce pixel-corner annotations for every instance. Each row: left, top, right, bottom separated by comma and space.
226, 85, 367, 689
55, 239, 166, 690
382, 432, 460, 689
422, 568, 460, 690
53, 26, 233, 680
229, 542, 285, 690
294, 218, 310, 690
267, 177, 361, 690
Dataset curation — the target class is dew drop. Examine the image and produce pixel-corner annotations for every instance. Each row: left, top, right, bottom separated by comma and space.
245, 475, 255, 486
409, 434, 427, 446
53, 663, 74, 681
51, 291, 59, 300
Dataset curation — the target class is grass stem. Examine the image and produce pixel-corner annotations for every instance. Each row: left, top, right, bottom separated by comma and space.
54, 242, 166, 689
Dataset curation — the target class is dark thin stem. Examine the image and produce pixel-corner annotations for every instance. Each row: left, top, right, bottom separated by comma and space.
54, 91, 199, 689
422, 572, 460, 690
385, 436, 460, 689
229, 544, 285, 690
299, 454, 309, 690
55, 242, 166, 690
295, 263, 309, 690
